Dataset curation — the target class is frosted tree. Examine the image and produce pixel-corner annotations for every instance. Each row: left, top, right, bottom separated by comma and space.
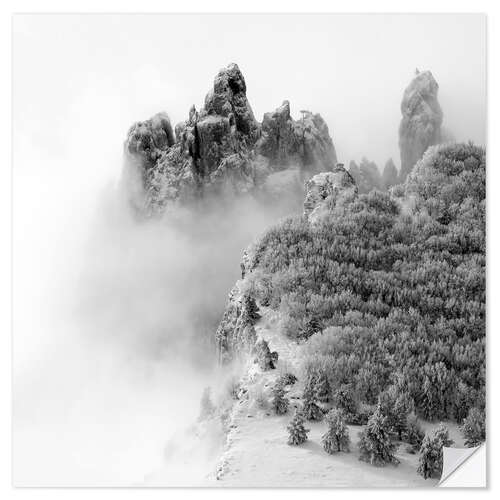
358, 404, 398, 466
315, 370, 331, 403
417, 435, 441, 479
434, 423, 454, 448
198, 387, 215, 421
417, 424, 454, 479
334, 384, 357, 418
254, 339, 276, 370
287, 408, 310, 445
322, 409, 350, 454
379, 386, 412, 439
271, 380, 289, 415
302, 372, 323, 421
243, 293, 261, 324
404, 413, 425, 452
461, 407, 486, 447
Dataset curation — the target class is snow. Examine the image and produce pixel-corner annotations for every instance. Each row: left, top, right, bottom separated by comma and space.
143, 306, 465, 487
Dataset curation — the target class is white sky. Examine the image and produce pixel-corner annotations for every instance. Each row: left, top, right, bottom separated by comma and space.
14, 13, 486, 176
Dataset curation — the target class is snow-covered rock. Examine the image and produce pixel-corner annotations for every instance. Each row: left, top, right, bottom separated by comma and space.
122, 63, 338, 215
398, 70, 443, 182
303, 164, 357, 222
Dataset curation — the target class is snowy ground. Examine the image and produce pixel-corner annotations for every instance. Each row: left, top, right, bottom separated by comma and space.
144, 307, 464, 487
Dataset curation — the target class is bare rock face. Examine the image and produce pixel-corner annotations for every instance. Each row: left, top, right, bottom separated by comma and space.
303, 164, 357, 223
398, 70, 443, 182
258, 101, 337, 171
125, 112, 175, 171
204, 63, 260, 142
123, 64, 338, 215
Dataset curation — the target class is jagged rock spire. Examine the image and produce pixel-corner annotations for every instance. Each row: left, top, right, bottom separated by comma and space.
398, 70, 443, 182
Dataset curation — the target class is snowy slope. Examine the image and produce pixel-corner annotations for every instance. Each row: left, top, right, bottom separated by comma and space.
144, 307, 464, 487
214, 308, 464, 487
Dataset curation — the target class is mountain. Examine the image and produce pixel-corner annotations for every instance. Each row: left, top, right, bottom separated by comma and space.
398, 70, 443, 182
123, 63, 337, 215
216, 142, 485, 423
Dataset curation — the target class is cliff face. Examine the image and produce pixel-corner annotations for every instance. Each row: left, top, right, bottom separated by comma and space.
216, 164, 356, 360
398, 70, 443, 182
123, 64, 337, 215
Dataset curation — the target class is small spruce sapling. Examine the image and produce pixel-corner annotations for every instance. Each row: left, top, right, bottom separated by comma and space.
322, 409, 350, 454
287, 408, 310, 445
271, 380, 289, 415
358, 404, 399, 466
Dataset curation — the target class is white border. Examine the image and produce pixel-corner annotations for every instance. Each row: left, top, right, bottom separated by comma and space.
1, 1, 498, 499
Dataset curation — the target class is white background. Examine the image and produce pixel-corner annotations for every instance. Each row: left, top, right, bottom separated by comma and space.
1, 0, 497, 499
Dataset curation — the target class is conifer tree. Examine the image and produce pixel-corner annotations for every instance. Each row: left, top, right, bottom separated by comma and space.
334, 384, 358, 418
254, 339, 275, 370
417, 424, 454, 479
271, 380, 289, 415
315, 370, 331, 403
404, 413, 424, 452
393, 393, 412, 440
322, 409, 350, 454
358, 404, 398, 466
243, 293, 261, 324
461, 407, 485, 447
287, 408, 310, 445
302, 372, 323, 421
417, 434, 441, 479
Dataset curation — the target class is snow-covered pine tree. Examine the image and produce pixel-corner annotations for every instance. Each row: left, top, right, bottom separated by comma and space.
243, 293, 261, 324
271, 380, 289, 415
417, 423, 454, 479
254, 339, 275, 370
322, 408, 350, 454
302, 372, 323, 421
434, 423, 454, 448
315, 370, 331, 403
417, 434, 441, 479
198, 386, 215, 421
334, 384, 358, 418
404, 413, 425, 452
461, 407, 486, 447
287, 408, 310, 445
393, 392, 412, 440
358, 404, 398, 466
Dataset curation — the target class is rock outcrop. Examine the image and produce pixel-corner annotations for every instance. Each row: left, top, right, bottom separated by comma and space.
398, 70, 443, 182
123, 63, 337, 215
303, 164, 357, 222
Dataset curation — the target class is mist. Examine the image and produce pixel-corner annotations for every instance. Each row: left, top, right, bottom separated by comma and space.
12, 13, 486, 485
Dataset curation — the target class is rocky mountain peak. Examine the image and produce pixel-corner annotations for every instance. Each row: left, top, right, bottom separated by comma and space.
398, 70, 443, 182
123, 64, 338, 215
